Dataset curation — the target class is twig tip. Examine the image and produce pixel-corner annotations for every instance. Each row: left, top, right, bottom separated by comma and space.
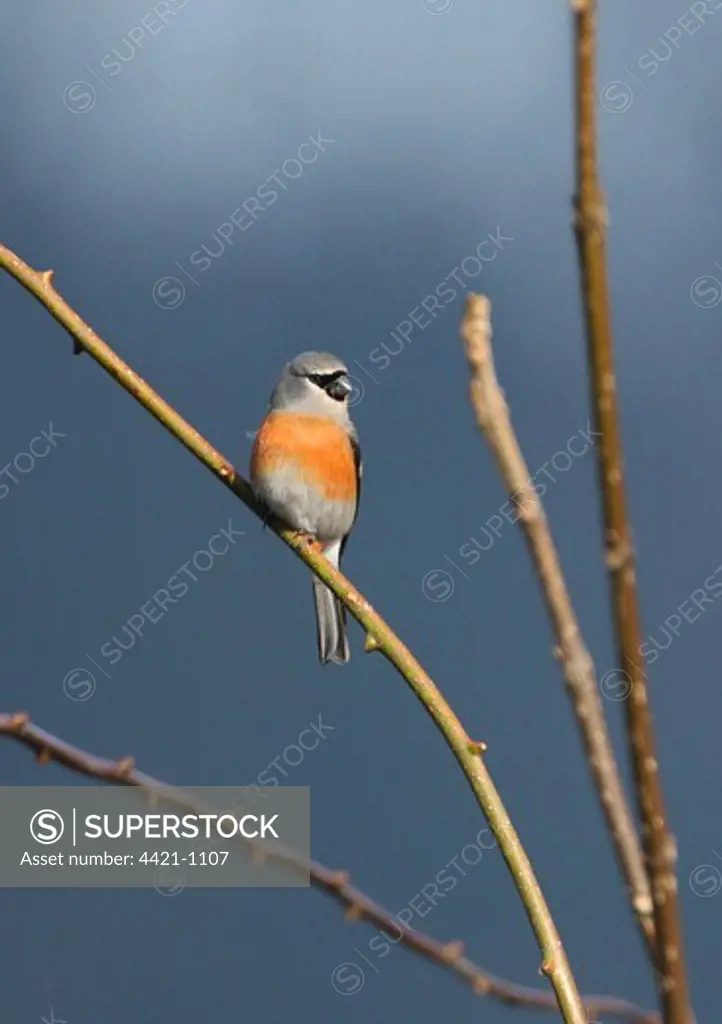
463, 292, 490, 317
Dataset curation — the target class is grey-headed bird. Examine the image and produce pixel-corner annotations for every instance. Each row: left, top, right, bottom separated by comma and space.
251, 352, 361, 664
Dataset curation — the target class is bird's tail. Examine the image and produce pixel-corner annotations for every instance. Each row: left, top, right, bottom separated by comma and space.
312, 540, 349, 664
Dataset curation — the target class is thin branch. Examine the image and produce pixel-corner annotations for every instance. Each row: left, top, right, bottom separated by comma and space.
571, 3, 691, 1021
0, 712, 658, 1024
460, 294, 655, 962
0, 243, 586, 1021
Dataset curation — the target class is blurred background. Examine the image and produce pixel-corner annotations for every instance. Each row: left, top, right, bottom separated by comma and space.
1, 1, 721, 1020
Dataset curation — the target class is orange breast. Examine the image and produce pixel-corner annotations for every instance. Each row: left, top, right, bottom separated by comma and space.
251, 412, 357, 502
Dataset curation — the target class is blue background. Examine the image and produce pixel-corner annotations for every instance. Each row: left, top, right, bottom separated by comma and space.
1, 1, 721, 1021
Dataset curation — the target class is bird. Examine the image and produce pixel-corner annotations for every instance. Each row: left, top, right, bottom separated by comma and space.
250, 351, 361, 664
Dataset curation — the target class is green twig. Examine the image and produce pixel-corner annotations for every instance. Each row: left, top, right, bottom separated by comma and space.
0, 241, 586, 1022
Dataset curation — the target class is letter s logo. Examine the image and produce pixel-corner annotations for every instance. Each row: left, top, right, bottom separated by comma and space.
30, 809, 65, 844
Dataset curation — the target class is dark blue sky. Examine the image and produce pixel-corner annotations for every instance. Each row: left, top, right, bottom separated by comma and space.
1, 1, 721, 1021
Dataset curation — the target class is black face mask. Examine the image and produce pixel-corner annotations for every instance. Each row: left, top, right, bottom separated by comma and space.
308, 371, 350, 402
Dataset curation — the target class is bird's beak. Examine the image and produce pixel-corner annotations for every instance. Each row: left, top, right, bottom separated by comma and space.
328, 375, 352, 400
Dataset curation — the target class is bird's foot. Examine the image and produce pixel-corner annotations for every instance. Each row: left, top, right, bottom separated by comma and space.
291, 530, 321, 553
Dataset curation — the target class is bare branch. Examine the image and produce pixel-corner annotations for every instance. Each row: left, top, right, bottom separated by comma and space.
0, 712, 658, 1024
0, 242, 586, 1020
571, 2, 691, 1020
460, 293, 655, 959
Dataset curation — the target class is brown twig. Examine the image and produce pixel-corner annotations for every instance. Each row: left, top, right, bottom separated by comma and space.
0, 242, 587, 1021
571, 3, 691, 1021
460, 294, 655, 961
0, 712, 658, 1023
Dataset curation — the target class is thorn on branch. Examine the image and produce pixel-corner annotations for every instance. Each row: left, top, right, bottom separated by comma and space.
441, 940, 464, 963
113, 755, 135, 777
9, 711, 29, 730
364, 633, 381, 653
467, 740, 487, 755
540, 958, 556, 979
